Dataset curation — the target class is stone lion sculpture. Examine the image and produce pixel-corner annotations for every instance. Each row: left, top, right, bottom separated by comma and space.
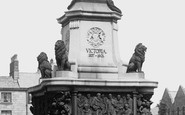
37, 52, 52, 78
55, 40, 71, 71
126, 43, 147, 73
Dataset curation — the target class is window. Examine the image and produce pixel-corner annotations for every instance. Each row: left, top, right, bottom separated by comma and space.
1, 110, 12, 115
1, 92, 12, 103
183, 107, 185, 115
177, 107, 180, 115
168, 108, 170, 115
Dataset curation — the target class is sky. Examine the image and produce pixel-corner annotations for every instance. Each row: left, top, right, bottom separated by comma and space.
0, 0, 185, 108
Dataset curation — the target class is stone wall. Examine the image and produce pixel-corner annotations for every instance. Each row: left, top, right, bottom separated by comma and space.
0, 91, 27, 115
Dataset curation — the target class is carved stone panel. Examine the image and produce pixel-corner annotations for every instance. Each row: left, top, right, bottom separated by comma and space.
76, 92, 133, 115
48, 92, 71, 115
30, 91, 153, 115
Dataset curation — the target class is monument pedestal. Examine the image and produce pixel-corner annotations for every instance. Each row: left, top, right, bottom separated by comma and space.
28, 73, 157, 115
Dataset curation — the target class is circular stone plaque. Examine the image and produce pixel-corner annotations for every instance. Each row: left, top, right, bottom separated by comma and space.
87, 27, 106, 48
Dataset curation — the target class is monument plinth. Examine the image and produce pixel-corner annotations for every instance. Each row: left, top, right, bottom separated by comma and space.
28, 0, 158, 115
57, 0, 124, 78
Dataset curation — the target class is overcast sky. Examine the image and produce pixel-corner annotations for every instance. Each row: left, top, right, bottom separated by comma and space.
0, 0, 185, 107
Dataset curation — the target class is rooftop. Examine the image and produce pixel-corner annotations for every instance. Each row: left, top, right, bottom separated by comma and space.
18, 72, 40, 88
168, 91, 177, 103
0, 76, 19, 88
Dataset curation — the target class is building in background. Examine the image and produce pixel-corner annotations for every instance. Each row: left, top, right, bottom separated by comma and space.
0, 54, 40, 115
158, 86, 185, 115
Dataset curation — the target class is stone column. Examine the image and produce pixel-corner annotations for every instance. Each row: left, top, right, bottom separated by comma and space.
133, 92, 138, 115
72, 91, 78, 115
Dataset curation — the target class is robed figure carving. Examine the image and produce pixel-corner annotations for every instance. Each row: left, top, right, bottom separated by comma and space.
126, 43, 147, 73
55, 40, 71, 71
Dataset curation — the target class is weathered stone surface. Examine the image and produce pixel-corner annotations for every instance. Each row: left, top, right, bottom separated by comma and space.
0, 91, 27, 115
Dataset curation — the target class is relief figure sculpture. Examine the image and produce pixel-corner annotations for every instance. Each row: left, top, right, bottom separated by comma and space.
107, 94, 116, 115
49, 92, 71, 115
76, 93, 137, 115
82, 103, 91, 115
77, 93, 86, 115
91, 93, 104, 115
126, 94, 133, 111
115, 95, 124, 115
123, 104, 132, 115
140, 99, 153, 115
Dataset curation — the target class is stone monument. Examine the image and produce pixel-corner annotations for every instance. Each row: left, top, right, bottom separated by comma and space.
28, 0, 158, 115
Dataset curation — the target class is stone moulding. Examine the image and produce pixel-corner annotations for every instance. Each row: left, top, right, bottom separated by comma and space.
57, 10, 122, 25
28, 78, 158, 94
69, 20, 80, 29
78, 66, 118, 73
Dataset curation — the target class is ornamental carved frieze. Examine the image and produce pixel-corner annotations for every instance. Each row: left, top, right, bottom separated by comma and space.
30, 92, 152, 115
48, 92, 71, 115
136, 94, 153, 115
76, 93, 152, 115
77, 93, 133, 115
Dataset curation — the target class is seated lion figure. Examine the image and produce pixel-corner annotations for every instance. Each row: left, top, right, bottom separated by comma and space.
126, 43, 147, 73
37, 52, 52, 78
55, 40, 71, 71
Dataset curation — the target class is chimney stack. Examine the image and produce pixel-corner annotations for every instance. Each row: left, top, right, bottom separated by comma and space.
10, 54, 19, 80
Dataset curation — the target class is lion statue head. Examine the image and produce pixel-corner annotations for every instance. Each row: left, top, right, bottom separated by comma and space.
134, 43, 147, 62
126, 43, 147, 73
37, 52, 52, 78
37, 52, 48, 64
55, 40, 71, 71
